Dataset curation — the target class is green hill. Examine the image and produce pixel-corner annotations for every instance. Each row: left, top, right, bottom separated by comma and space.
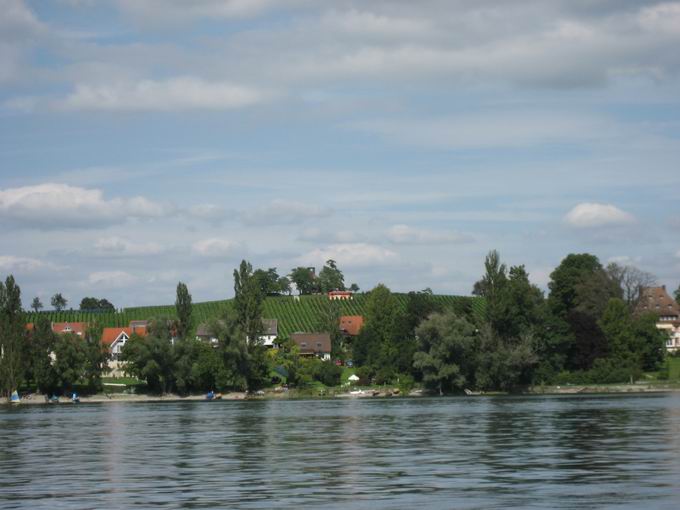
26, 294, 485, 339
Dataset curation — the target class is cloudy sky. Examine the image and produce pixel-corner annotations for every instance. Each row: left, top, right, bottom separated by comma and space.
1, 0, 679, 308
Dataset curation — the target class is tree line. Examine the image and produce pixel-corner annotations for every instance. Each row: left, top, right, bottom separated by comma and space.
1, 252, 678, 398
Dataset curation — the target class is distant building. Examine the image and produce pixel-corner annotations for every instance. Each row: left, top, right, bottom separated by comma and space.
290, 332, 332, 360
101, 324, 148, 376
51, 322, 88, 336
328, 290, 353, 300
339, 315, 364, 336
637, 286, 680, 352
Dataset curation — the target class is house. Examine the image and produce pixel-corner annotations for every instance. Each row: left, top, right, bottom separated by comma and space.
339, 315, 364, 337
637, 286, 680, 352
195, 318, 278, 347
290, 332, 332, 360
328, 290, 353, 300
51, 322, 88, 336
101, 324, 148, 376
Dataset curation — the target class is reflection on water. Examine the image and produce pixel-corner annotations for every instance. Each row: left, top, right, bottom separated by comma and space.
2, 394, 680, 509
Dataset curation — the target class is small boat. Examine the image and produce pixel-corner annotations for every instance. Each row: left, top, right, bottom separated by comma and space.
71, 392, 80, 403
464, 389, 482, 396
10, 390, 21, 404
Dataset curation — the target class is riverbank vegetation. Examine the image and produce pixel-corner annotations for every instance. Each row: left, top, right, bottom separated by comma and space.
0, 250, 675, 399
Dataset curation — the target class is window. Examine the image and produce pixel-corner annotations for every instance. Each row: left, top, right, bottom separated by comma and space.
301, 342, 307, 348
316, 342, 322, 348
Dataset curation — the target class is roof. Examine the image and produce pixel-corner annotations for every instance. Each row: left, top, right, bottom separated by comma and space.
196, 320, 225, 338
52, 322, 88, 336
290, 332, 331, 354
101, 326, 146, 346
339, 315, 364, 336
638, 287, 680, 321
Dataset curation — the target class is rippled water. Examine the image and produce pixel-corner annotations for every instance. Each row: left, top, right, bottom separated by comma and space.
2, 394, 680, 509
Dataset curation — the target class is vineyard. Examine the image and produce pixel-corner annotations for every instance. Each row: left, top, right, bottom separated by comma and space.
25, 294, 485, 339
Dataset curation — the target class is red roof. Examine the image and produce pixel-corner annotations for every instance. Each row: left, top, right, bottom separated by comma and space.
340, 315, 364, 336
52, 322, 88, 336
101, 326, 146, 346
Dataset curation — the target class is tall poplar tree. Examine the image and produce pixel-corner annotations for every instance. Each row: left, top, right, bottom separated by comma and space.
175, 281, 193, 340
0, 275, 25, 399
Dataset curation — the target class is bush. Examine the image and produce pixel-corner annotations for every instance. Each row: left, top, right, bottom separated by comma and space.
315, 361, 342, 387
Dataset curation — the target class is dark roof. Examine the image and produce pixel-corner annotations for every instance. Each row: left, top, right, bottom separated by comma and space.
290, 332, 331, 354
196, 320, 225, 338
638, 287, 680, 321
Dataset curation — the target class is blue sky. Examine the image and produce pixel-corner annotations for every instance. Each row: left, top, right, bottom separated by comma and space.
1, 0, 679, 308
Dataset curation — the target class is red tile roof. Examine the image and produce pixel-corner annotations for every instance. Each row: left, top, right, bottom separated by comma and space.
52, 322, 88, 336
101, 326, 146, 346
340, 315, 364, 336
638, 287, 680, 321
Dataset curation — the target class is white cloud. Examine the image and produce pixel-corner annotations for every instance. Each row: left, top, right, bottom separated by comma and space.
192, 238, 242, 258
240, 199, 332, 226
0, 183, 167, 229
0, 255, 53, 274
387, 224, 470, 245
94, 237, 164, 257
87, 270, 137, 288
564, 202, 636, 228
59, 77, 265, 112
298, 243, 398, 268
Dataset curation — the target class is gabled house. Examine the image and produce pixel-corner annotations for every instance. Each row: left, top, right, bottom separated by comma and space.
637, 286, 680, 352
290, 332, 332, 360
339, 315, 363, 337
101, 324, 148, 376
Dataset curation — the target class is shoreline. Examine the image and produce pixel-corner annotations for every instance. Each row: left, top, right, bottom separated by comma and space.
4, 382, 680, 405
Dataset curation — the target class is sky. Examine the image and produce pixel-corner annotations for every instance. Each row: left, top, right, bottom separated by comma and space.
1, 0, 679, 309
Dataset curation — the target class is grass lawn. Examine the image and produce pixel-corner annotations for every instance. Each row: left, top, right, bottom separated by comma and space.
667, 357, 680, 380
341, 366, 356, 384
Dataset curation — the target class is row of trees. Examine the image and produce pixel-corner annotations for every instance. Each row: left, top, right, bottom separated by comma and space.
356, 251, 667, 393
1, 277, 108, 398
28, 294, 115, 313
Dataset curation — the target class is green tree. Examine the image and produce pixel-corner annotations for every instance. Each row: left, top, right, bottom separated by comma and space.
233, 260, 264, 345
318, 259, 345, 292
413, 311, 477, 395
353, 284, 404, 381
253, 268, 281, 295
316, 298, 343, 358
82, 322, 107, 392
605, 263, 656, 310
121, 319, 176, 394
80, 297, 115, 312
51, 293, 67, 312
277, 276, 292, 295
31, 296, 43, 313
0, 275, 26, 398
349, 283, 360, 292
547, 254, 619, 370
175, 282, 193, 340
53, 334, 87, 393
28, 315, 58, 395
674, 284, 680, 305
289, 267, 319, 295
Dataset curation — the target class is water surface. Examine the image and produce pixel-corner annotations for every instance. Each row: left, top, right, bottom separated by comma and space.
2, 394, 680, 509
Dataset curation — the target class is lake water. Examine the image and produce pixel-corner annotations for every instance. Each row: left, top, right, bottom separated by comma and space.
2, 394, 680, 509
